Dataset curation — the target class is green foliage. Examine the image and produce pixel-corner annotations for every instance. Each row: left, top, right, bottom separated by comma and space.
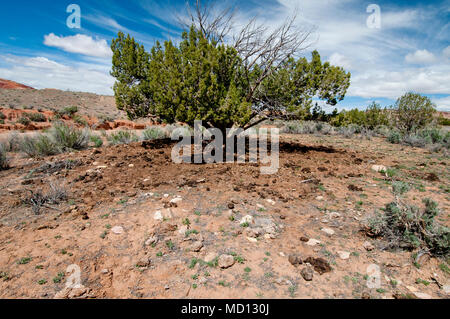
24, 112, 46, 122
17, 116, 31, 126
0, 143, 8, 170
57, 106, 78, 117
20, 124, 90, 157
387, 131, 401, 144
0, 112, 6, 120
142, 127, 167, 140
107, 130, 139, 145
50, 123, 90, 151
437, 116, 450, 126
90, 134, 103, 148
111, 27, 350, 129
21, 134, 60, 158
367, 199, 449, 257
394, 92, 436, 133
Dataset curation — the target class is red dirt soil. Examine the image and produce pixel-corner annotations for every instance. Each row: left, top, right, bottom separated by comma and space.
0, 79, 34, 90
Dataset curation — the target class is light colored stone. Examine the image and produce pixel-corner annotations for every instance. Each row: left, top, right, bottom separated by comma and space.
128, 164, 134, 168
328, 212, 341, 219
145, 236, 158, 246
153, 211, 163, 221
111, 226, 124, 234
170, 197, 183, 204
246, 237, 258, 243
178, 225, 188, 236
218, 254, 235, 269
266, 199, 276, 205
154, 208, 173, 221
413, 292, 432, 299
321, 227, 335, 235
306, 239, 321, 246
371, 165, 387, 173
240, 215, 254, 225
316, 196, 324, 201
443, 285, 450, 294
337, 251, 350, 260
190, 241, 203, 252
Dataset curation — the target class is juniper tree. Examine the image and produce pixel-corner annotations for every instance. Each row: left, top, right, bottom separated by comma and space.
110, 3, 351, 132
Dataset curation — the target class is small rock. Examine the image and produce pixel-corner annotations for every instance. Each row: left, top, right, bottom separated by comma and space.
128, 164, 135, 168
321, 228, 335, 235
154, 211, 163, 221
111, 226, 124, 234
228, 203, 235, 209
371, 165, 387, 173
316, 196, 324, 201
288, 254, 303, 266
301, 267, 314, 281
328, 212, 341, 219
246, 237, 258, 243
363, 241, 375, 251
240, 215, 254, 225
136, 257, 152, 268
305, 257, 332, 275
306, 239, 321, 246
101, 269, 109, 274
443, 285, 450, 294
300, 236, 309, 242
266, 199, 276, 205
145, 236, 158, 246
218, 254, 235, 269
170, 197, 183, 204
413, 292, 432, 299
337, 251, 350, 260
190, 241, 203, 252
178, 225, 188, 236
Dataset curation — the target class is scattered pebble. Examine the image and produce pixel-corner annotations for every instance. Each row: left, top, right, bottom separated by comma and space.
111, 226, 124, 234
301, 267, 314, 281
337, 251, 350, 260
321, 228, 335, 236
218, 254, 235, 269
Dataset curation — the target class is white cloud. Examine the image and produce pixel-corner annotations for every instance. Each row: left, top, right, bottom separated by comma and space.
432, 96, 450, 111
44, 33, 112, 58
0, 55, 114, 95
348, 64, 450, 100
405, 49, 436, 64
328, 53, 351, 69
443, 46, 450, 58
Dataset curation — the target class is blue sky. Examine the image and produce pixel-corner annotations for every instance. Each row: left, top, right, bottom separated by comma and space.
1, 0, 449, 111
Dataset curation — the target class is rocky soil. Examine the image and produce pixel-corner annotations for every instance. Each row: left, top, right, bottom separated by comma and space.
0, 133, 448, 299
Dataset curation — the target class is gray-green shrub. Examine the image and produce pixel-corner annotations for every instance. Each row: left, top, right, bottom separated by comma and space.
107, 130, 139, 145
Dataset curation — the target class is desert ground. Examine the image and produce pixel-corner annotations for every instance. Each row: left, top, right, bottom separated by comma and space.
0, 82, 449, 299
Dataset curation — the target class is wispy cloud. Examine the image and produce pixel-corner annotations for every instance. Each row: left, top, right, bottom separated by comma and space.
44, 33, 112, 58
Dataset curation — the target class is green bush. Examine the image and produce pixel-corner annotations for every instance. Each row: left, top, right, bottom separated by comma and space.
107, 130, 139, 145
0, 144, 9, 170
24, 112, 46, 122
17, 117, 31, 126
142, 127, 167, 140
0, 112, 6, 120
90, 135, 103, 148
21, 134, 60, 158
57, 106, 78, 117
387, 131, 402, 144
50, 123, 90, 151
367, 199, 449, 257
394, 92, 436, 133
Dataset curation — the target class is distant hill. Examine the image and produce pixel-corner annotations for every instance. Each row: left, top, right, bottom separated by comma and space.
0, 80, 127, 121
0, 78, 34, 90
